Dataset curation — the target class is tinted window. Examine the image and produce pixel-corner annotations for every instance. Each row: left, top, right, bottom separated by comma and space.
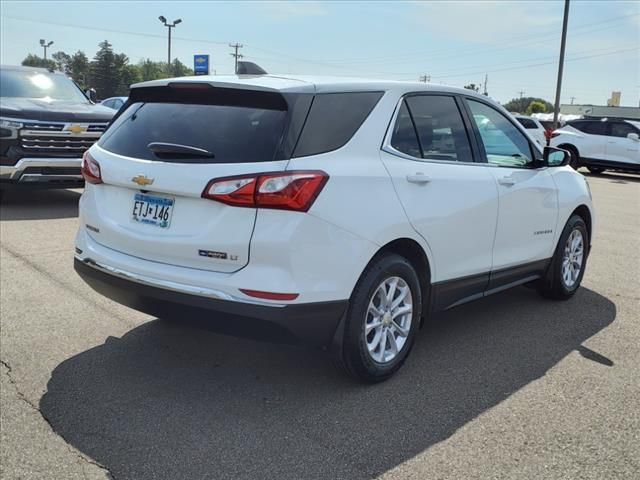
99, 102, 288, 163
467, 100, 533, 167
113, 99, 124, 109
404, 95, 473, 162
390, 101, 421, 157
293, 92, 383, 157
0, 69, 88, 102
516, 117, 537, 129
569, 120, 606, 135
609, 122, 637, 138
102, 99, 114, 109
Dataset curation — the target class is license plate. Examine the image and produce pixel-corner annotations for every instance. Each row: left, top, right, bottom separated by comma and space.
132, 193, 174, 228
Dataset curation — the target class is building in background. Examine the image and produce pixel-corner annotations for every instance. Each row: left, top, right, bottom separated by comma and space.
607, 91, 621, 107
559, 104, 640, 120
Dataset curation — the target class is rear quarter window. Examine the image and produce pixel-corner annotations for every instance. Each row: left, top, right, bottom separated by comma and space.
292, 91, 383, 158
516, 118, 537, 129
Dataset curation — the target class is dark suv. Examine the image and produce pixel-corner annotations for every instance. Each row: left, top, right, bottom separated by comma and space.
0, 65, 114, 195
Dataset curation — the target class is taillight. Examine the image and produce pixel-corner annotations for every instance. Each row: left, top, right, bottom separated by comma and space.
202, 171, 328, 212
550, 132, 561, 139
81, 151, 102, 184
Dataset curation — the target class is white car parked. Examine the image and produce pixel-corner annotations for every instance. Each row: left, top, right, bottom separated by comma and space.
74, 75, 594, 382
550, 118, 640, 174
514, 115, 547, 147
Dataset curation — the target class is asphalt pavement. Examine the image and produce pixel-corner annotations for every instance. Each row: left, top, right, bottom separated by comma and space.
1, 171, 639, 479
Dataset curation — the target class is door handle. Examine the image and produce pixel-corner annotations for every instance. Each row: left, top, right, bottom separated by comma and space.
406, 173, 432, 184
498, 176, 516, 186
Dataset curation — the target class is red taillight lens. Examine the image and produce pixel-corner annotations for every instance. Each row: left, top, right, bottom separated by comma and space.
81, 151, 102, 184
202, 171, 328, 212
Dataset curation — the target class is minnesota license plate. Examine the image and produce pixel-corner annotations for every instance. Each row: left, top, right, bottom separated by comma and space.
132, 193, 174, 228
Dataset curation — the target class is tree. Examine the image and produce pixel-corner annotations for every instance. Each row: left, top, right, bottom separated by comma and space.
67, 51, 90, 88
525, 100, 547, 115
464, 83, 480, 92
119, 64, 142, 95
21, 53, 57, 70
138, 58, 167, 81
168, 58, 193, 77
51, 51, 71, 73
90, 40, 118, 98
503, 97, 553, 114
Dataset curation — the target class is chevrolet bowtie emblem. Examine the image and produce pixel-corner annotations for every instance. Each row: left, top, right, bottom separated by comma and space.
67, 124, 86, 134
131, 175, 154, 186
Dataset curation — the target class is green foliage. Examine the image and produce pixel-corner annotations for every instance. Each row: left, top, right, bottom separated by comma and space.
525, 100, 547, 115
503, 97, 553, 114
464, 83, 480, 92
21, 42, 194, 100
21, 53, 57, 70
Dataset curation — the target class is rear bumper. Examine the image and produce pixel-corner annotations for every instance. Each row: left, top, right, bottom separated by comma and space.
74, 257, 348, 347
0, 157, 83, 188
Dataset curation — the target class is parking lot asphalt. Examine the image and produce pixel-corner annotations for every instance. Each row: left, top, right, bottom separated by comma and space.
1, 171, 639, 480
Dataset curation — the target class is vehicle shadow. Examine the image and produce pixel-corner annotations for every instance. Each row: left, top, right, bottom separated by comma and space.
582, 171, 640, 184
40, 286, 615, 480
0, 188, 81, 221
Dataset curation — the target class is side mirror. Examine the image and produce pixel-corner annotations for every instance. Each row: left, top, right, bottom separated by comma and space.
85, 88, 98, 103
627, 132, 639, 142
543, 146, 570, 167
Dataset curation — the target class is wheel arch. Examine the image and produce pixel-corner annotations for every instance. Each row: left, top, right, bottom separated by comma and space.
571, 204, 592, 244
372, 237, 432, 320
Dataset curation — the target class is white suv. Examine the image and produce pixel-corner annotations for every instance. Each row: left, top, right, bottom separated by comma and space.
74, 76, 594, 382
550, 118, 640, 174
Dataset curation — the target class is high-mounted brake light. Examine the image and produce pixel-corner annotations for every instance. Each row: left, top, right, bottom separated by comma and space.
202, 171, 328, 212
81, 151, 102, 184
168, 82, 212, 90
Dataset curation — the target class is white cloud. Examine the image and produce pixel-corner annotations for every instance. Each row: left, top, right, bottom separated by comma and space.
259, 1, 328, 21
412, 1, 561, 44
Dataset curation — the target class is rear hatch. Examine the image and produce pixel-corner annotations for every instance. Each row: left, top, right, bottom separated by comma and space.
85, 81, 312, 273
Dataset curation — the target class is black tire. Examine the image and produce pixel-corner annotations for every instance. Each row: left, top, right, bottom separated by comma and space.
334, 253, 422, 383
587, 167, 606, 174
562, 145, 580, 170
538, 215, 589, 300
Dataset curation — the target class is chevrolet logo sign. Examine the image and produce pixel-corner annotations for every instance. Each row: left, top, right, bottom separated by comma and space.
131, 175, 154, 186
66, 124, 86, 134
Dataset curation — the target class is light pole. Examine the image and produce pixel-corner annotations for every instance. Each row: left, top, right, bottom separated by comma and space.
40, 39, 54, 60
158, 16, 182, 71
552, 0, 570, 130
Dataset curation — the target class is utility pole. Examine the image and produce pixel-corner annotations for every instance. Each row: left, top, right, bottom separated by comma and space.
419, 74, 430, 83
483, 74, 488, 95
229, 43, 244, 73
553, 0, 570, 130
158, 16, 182, 70
570, 96, 576, 105
39, 39, 54, 60
518, 90, 525, 99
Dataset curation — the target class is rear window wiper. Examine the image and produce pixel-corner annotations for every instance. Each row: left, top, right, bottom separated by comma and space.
147, 142, 215, 158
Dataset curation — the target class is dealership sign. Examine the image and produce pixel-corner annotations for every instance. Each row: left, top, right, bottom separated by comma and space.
193, 55, 210, 75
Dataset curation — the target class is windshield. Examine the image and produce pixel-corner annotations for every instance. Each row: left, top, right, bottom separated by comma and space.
0, 69, 88, 102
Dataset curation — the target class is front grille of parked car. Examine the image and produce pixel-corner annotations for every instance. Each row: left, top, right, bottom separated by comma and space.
18, 123, 108, 157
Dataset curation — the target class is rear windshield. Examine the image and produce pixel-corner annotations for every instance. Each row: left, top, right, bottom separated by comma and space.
516, 117, 537, 129
99, 101, 288, 163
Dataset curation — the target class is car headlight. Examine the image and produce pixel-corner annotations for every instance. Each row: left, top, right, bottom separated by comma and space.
0, 118, 22, 139
0, 118, 23, 129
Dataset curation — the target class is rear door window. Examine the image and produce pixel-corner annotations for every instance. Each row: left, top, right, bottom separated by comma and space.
292, 92, 382, 157
403, 95, 473, 162
390, 100, 421, 157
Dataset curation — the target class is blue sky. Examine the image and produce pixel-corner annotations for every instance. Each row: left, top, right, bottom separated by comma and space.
1, 0, 638, 106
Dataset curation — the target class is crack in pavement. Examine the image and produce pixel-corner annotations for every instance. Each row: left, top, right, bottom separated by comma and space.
1, 359, 114, 479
